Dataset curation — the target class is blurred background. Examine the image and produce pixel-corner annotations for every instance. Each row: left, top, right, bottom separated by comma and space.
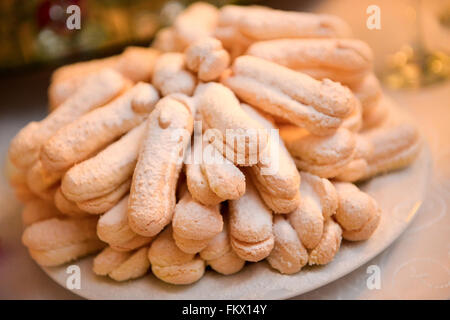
0, 0, 449, 87
0, 0, 220, 71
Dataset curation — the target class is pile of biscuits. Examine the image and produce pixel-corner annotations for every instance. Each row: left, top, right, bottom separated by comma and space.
8, 3, 421, 285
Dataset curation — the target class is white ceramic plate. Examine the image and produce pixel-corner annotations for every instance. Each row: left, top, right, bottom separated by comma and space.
42, 141, 431, 300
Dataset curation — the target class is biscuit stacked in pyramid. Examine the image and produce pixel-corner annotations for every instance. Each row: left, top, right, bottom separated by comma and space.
9, 2, 420, 285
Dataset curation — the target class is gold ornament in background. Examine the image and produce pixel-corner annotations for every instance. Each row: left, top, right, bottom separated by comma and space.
384, 46, 420, 89
424, 51, 450, 84
384, 47, 450, 89
383, 2, 450, 89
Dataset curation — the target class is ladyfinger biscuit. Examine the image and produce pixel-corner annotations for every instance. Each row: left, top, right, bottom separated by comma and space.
222, 5, 351, 40
148, 226, 194, 266
151, 258, 205, 285
76, 179, 131, 215
351, 73, 382, 112
22, 217, 99, 250
360, 121, 421, 180
54, 187, 88, 217
22, 217, 105, 266
36, 184, 59, 203
208, 250, 245, 276
49, 47, 160, 108
216, 5, 351, 57
109, 236, 153, 253
230, 236, 274, 263
172, 187, 223, 253
54, 187, 89, 218
173, 2, 219, 48
342, 208, 381, 241
267, 216, 308, 274
93, 246, 150, 281
242, 104, 301, 213
341, 100, 363, 133
229, 178, 273, 243
28, 240, 105, 267
61, 123, 146, 202
200, 220, 245, 275
201, 136, 246, 200
195, 82, 268, 166
334, 135, 373, 182
152, 53, 196, 96
361, 95, 390, 130
247, 39, 372, 86
26, 161, 62, 198
199, 221, 230, 261
128, 95, 194, 237
308, 218, 342, 265
9, 69, 127, 169
6, 156, 28, 187
287, 172, 342, 266
214, 21, 252, 60
172, 233, 211, 255
185, 156, 224, 206
280, 126, 356, 178
49, 56, 119, 108
22, 199, 61, 226
13, 185, 37, 203
6, 159, 37, 202
8, 122, 41, 170
289, 193, 324, 250
108, 246, 150, 281
93, 247, 129, 275
222, 56, 357, 135
289, 172, 338, 249
114, 46, 160, 83
184, 131, 231, 206
51, 56, 117, 83
239, 102, 275, 128
229, 177, 274, 262
97, 196, 153, 251
185, 37, 230, 81
152, 27, 185, 53
148, 226, 205, 285
202, 161, 245, 201
333, 182, 381, 241
41, 82, 159, 172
